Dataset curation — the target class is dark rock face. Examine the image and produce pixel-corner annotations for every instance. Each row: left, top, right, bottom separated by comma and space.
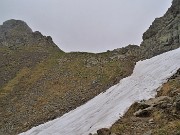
140, 0, 180, 59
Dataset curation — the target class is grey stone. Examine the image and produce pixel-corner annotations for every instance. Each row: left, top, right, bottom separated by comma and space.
175, 100, 180, 111
144, 96, 171, 107
148, 118, 154, 124
143, 130, 152, 135
134, 106, 153, 117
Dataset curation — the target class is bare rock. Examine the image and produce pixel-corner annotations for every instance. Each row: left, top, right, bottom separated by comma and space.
97, 128, 111, 135
144, 96, 171, 107
134, 106, 153, 117
174, 95, 180, 111
143, 130, 152, 135
148, 118, 154, 124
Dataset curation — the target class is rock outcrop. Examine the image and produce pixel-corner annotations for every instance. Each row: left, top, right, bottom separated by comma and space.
112, 0, 180, 60
0, 19, 59, 49
140, 0, 180, 58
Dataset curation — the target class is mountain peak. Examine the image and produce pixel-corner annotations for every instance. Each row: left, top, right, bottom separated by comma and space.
0, 19, 32, 35
0, 19, 61, 50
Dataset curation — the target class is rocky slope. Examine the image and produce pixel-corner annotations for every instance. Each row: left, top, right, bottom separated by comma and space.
0, 0, 180, 134
0, 20, 136, 135
0, 19, 61, 88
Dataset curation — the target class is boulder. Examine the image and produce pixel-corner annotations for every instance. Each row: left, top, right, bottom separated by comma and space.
175, 100, 180, 111
144, 96, 171, 107
134, 106, 153, 117
97, 128, 111, 135
143, 130, 152, 135
175, 95, 180, 111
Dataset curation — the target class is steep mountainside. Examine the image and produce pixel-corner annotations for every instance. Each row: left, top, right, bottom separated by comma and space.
0, 19, 61, 88
0, 0, 180, 134
0, 21, 135, 135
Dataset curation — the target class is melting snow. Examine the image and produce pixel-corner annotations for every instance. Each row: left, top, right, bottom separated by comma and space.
20, 48, 180, 135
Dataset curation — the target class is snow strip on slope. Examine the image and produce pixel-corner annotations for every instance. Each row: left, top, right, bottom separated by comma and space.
20, 48, 180, 135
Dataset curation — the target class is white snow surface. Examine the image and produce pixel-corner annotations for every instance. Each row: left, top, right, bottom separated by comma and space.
20, 48, 180, 135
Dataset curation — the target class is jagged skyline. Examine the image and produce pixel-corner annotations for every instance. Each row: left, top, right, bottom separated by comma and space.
0, 0, 172, 53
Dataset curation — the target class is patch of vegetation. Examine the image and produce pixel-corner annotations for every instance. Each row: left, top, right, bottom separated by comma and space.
0, 67, 29, 98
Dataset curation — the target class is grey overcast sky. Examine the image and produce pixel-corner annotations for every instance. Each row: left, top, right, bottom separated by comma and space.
0, 0, 172, 53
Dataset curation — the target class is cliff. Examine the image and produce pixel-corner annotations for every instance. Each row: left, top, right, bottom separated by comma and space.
140, 0, 180, 58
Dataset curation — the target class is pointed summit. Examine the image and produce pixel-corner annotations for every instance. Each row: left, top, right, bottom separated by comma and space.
0, 19, 61, 51
0, 19, 32, 37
